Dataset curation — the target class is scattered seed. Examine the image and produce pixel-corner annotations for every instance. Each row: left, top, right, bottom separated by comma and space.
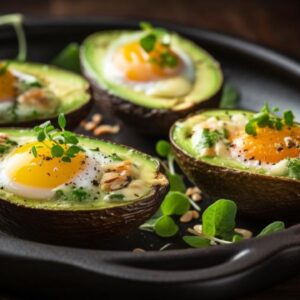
193, 224, 203, 234
92, 113, 103, 125
133, 248, 146, 253
94, 125, 120, 136
234, 228, 253, 239
186, 186, 202, 197
191, 210, 200, 219
180, 211, 193, 223
191, 193, 202, 202
84, 121, 97, 131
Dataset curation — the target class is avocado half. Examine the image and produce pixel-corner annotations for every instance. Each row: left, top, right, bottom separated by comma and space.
80, 30, 223, 136
170, 109, 300, 220
0, 129, 168, 247
0, 61, 91, 128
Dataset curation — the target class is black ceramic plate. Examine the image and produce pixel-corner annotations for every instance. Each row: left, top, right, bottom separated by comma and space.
0, 17, 300, 299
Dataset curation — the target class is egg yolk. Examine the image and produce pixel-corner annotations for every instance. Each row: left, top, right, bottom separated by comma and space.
0, 68, 16, 101
113, 41, 182, 81
7, 142, 85, 189
233, 126, 300, 164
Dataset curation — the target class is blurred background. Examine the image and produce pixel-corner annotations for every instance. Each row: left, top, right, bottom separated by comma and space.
1, 0, 300, 59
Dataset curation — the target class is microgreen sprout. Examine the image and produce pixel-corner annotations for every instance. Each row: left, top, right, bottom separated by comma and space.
32, 113, 84, 162
245, 103, 295, 136
139, 22, 178, 68
0, 14, 27, 62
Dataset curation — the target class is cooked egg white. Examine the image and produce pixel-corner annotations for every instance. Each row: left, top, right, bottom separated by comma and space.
103, 32, 195, 98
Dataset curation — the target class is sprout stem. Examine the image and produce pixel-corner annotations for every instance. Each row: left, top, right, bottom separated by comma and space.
0, 14, 27, 61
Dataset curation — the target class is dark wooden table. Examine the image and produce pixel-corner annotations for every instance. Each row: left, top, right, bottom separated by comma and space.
1, 0, 300, 298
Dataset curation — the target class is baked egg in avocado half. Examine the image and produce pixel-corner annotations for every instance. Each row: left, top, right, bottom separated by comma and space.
80, 24, 223, 136
0, 61, 91, 128
0, 118, 168, 247
170, 106, 300, 220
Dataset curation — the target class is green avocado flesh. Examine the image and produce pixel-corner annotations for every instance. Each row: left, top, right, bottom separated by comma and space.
0, 61, 90, 124
0, 129, 163, 211
171, 109, 300, 180
80, 30, 223, 110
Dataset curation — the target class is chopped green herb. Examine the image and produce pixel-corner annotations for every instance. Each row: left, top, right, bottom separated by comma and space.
283, 110, 294, 127
140, 34, 157, 53
198, 128, 224, 149
70, 188, 88, 202
287, 158, 300, 180
31, 146, 38, 157
106, 193, 125, 201
245, 104, 295, 136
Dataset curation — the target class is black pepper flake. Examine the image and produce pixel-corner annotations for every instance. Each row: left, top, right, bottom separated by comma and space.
92, 180, 99, 186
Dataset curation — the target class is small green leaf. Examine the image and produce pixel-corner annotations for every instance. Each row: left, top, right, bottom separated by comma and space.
245, 121, 257, 136
202, 199, 237, 241
140, 33, 156, 53
219, 84, 240, 109
140, 21, 153, 30
31, 146, 38, 157
183, 236, 210, 248
257, 221, 285, 237
63, 131, 79, 144
161, 191, 190, 216
232, 234, 243, 243
156, 140, 171, 157
58, 113, 66, 129
66, 145, 82, 157
62, 156, 71, 163
167, 172, 186, 192
37, 131, 46, 142
154, 215, 179, 237
283, 110, 294, 127
51, 43, 81, 73
51, 145, 64, 157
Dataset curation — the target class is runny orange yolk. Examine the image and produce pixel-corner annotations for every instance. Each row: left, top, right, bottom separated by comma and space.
8, 142, 85, 189
233, 126, 300, 164
113, 41, 182, 81
0, 68, 16, 101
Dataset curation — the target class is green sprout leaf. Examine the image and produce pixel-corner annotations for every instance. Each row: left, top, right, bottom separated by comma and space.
220, 84, 240, 109
283, 110, 294, 127
202, 199, 237, 241
156, 140, 171, 157
161, 191, 190, 216
140, 34, 157, 53
154, 215, 179, 237
31, 146, 38, 158
257, 221, 285, 237
183, 236, 211, 248
58, 113, 66, 129
51, 43, 81, 73
139, 21, 153, 31
0, 14, 27, 61
51, 145, 64, 157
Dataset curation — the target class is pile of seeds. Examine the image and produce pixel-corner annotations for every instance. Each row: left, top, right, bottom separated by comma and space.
80, 113, 120, 136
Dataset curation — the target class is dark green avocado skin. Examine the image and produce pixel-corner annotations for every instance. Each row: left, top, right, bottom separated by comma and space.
0, 183, 168, 248
83, 69, 222, 137
171, 129, 300, 221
